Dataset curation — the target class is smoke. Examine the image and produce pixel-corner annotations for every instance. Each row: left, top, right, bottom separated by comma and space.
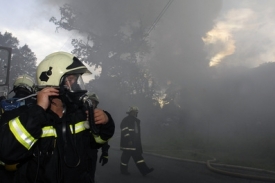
3, 0, 275, 170
32, 0, 275, 171
202, 8, 254, 67
149, 1, 221, 71
39, 0, 67, 6
203, 0, 275, 68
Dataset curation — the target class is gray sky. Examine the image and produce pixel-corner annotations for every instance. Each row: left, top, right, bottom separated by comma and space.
0, 0, 75, 64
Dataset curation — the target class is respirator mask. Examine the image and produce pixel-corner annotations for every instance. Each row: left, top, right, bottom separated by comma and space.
59, 74, 99, 134
59, 74, 87, 108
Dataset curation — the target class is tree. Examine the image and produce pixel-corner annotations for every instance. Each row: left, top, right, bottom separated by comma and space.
0, 31, 37, 91
50, 2, 161, 120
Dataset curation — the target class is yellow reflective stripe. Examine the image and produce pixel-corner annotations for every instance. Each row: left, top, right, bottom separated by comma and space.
122, 127, 128, 131
41, 126, 57, 137
121, 147, 136, 150
0, 160, 5, 166
121, 163, 127, 166
9, 117, 37, 150
70, 121, 86, 134
93, 134, 107, 144
137, 160, 145, 163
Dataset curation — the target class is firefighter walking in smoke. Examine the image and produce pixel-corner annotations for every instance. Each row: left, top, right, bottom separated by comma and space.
0, 51, 115, 183
120, 106, 154, 176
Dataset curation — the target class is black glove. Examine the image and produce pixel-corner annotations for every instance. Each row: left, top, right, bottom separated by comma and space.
99, 152, 108, 166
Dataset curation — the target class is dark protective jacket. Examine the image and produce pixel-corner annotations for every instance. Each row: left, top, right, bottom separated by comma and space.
0, 104, 115, 183
0, 93, 36, 183
120, 115, 142, 153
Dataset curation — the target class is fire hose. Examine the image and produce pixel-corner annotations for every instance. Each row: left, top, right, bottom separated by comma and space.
207, 158, 275, 182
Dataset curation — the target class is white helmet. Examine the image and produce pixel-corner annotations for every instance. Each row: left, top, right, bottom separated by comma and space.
36, 51, 91, 91
13, 74, 36, 94
127, 106, 139, 114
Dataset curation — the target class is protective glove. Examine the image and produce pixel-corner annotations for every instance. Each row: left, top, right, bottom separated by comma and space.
99, 152, 108, 166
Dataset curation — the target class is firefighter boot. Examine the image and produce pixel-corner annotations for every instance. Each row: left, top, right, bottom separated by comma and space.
136, 162, 154, 176
141, 167, 154, 176
120, 163, 130, 175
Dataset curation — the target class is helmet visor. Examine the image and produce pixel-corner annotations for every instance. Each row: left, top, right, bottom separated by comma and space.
60, 74, 86, 92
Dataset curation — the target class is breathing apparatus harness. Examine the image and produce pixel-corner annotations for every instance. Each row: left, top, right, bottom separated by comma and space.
59, 86, 99, 135
56, 86, 99, 169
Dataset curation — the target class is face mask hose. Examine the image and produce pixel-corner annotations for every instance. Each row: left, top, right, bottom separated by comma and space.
81, 95, 99, 136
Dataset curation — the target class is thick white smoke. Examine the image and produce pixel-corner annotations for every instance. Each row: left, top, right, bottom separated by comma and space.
203, 1, 275, 68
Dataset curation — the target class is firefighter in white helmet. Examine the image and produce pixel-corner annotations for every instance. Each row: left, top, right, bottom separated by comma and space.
0, 51, 115, 183
1, 74, 36, 119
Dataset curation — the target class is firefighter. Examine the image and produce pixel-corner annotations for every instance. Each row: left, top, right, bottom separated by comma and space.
87, 92, 110, 182
0, 74, 36, 183
120, 106, 154, 176
0, 51, 115, 183
0, 74, 36, 120
11, 74, 36, 97
1, 73, 36, 135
